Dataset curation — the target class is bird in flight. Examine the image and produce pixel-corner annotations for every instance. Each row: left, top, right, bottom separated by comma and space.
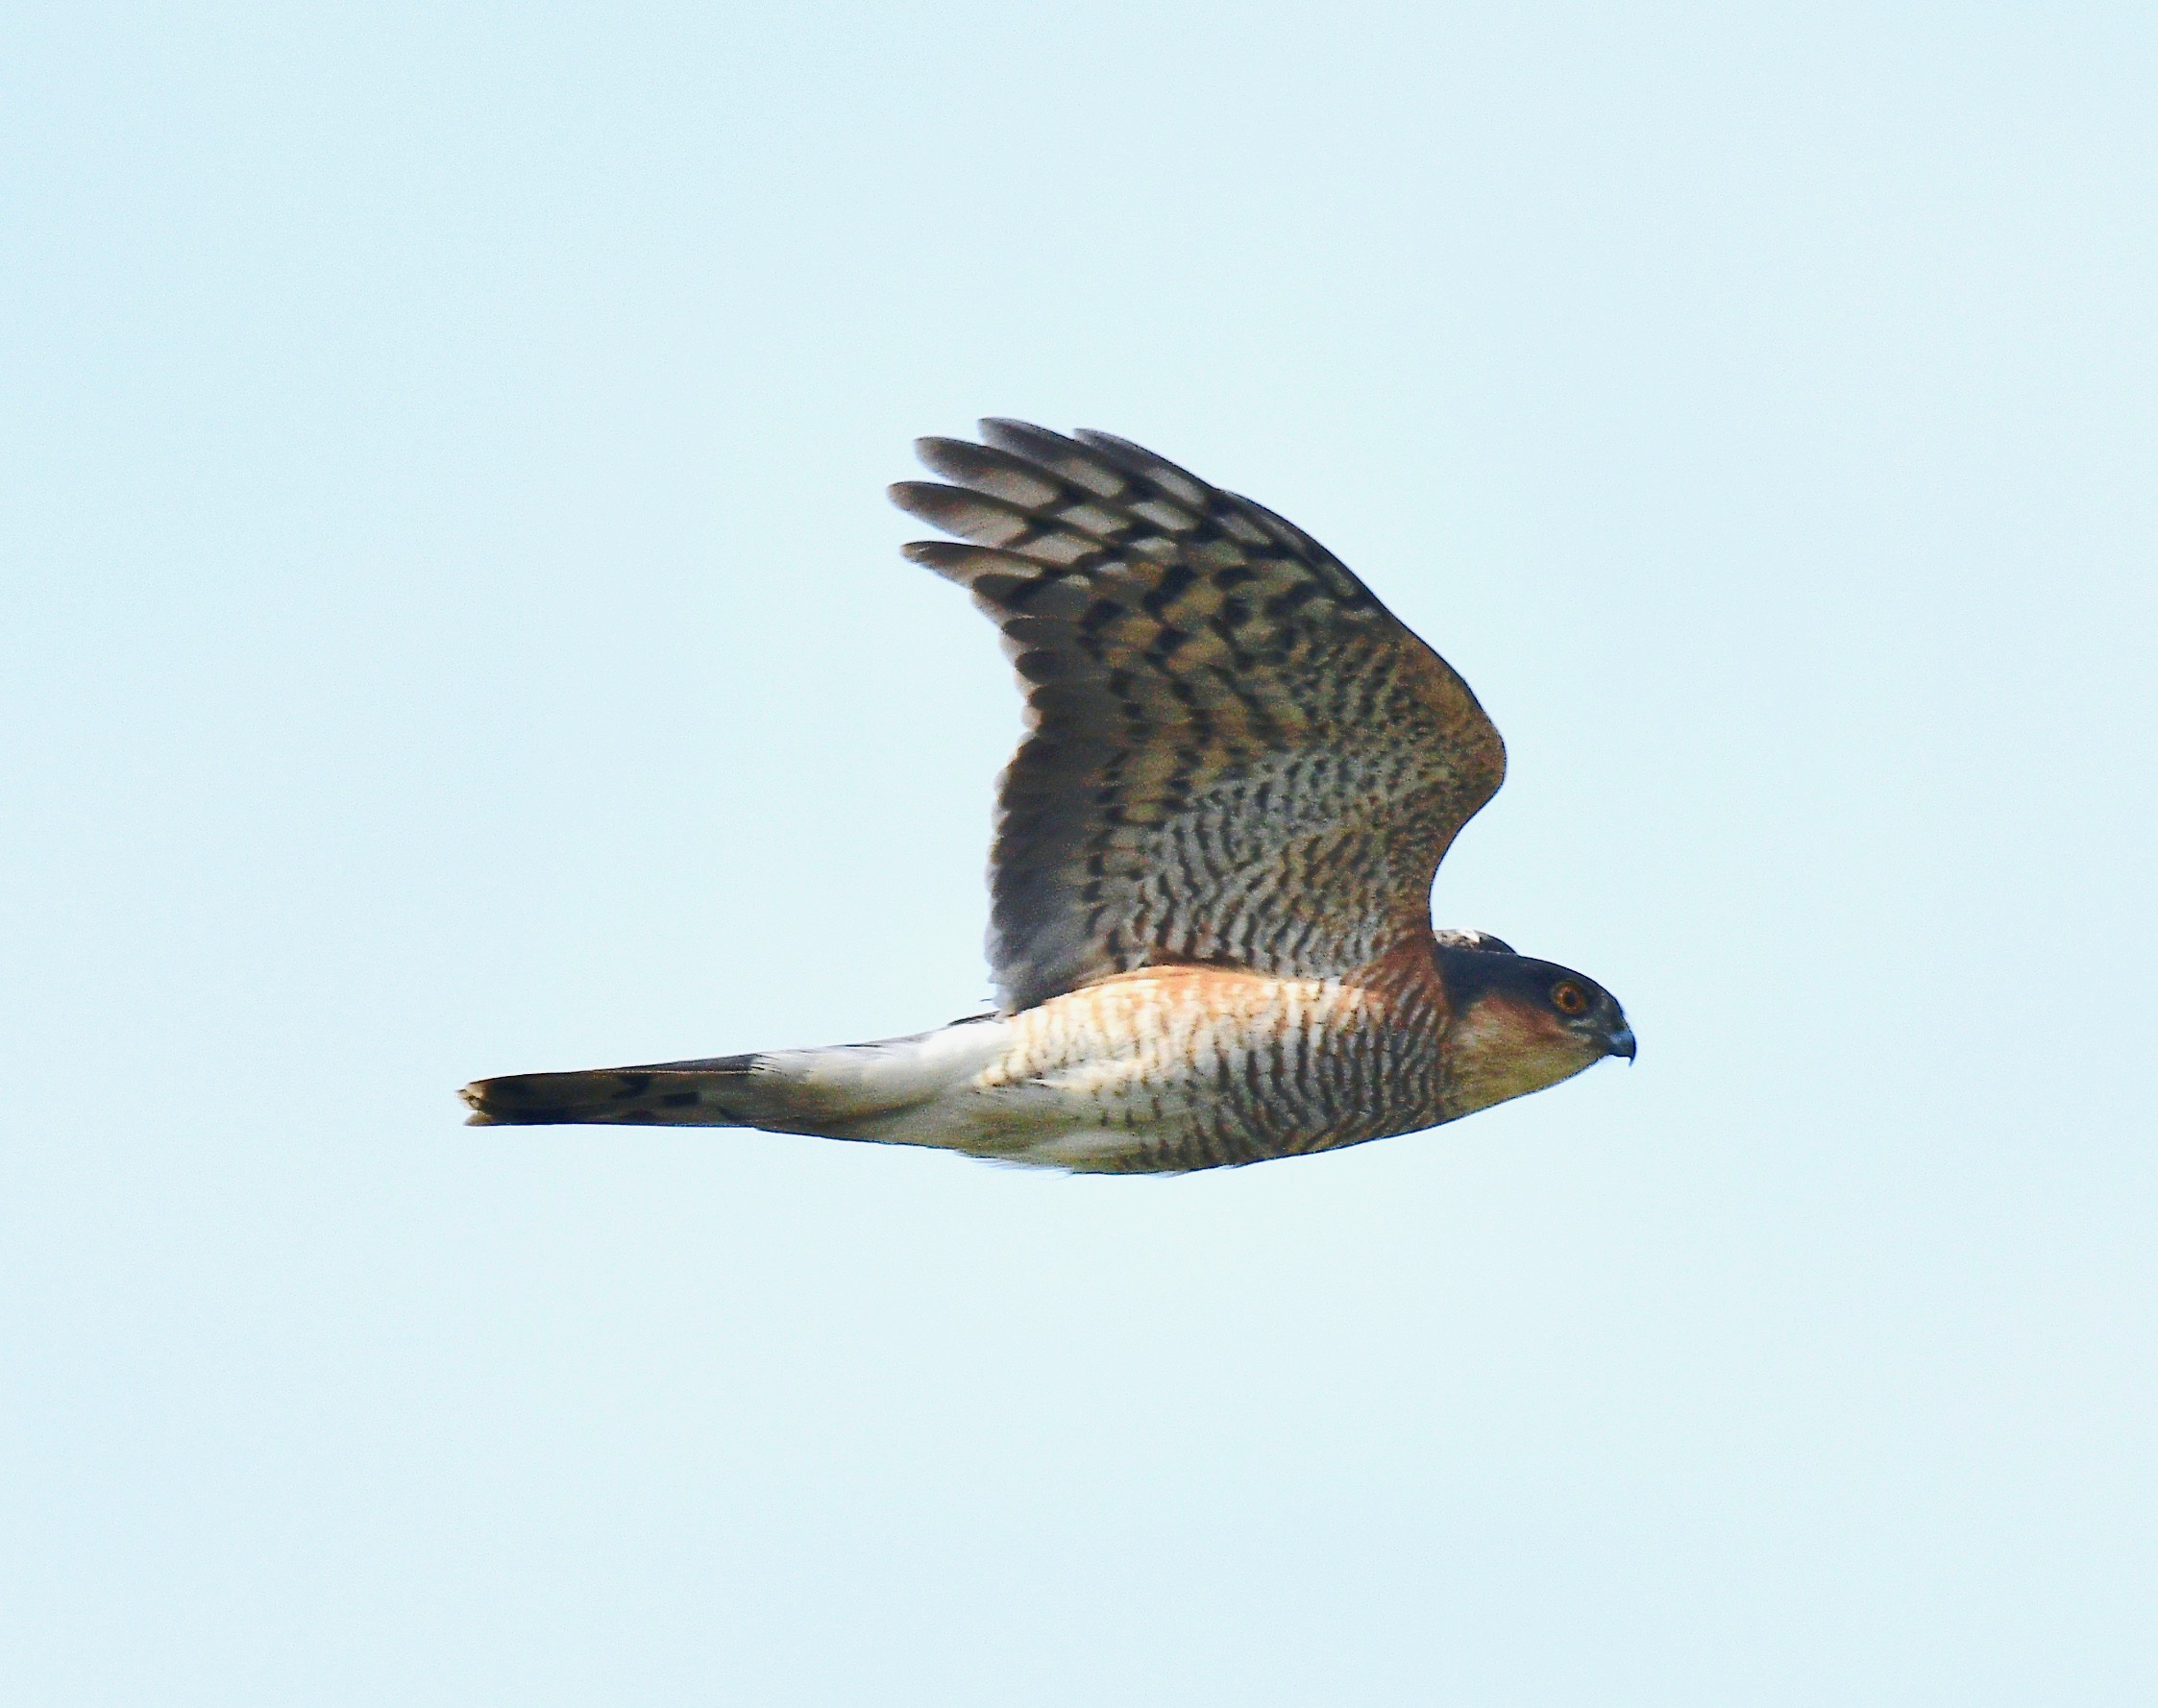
462, 422, 1633, 1171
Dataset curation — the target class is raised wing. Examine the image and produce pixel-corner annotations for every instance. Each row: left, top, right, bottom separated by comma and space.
892, 422, 1505, 1013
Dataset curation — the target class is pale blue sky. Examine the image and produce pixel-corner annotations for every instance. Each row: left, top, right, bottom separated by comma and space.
6, 4, 2155, 1703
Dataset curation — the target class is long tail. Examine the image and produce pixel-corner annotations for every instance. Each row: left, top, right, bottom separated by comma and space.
460, 1054, 764, 1128
459, 1018, 1012, 1145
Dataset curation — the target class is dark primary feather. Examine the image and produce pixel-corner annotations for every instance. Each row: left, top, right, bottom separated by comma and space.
892, 421, 1507, 1014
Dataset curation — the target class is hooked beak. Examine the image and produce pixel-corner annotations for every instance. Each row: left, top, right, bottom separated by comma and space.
1606, 1022, 1637, 1063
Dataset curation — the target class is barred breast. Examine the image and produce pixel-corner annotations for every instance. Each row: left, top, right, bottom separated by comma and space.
961, 946, 1447, 1172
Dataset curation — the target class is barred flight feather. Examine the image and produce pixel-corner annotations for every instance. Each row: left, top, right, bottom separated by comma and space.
891, 421, 1507, 1013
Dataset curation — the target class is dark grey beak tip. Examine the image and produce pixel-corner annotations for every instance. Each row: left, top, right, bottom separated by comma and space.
1608, 1025, 1637, 1063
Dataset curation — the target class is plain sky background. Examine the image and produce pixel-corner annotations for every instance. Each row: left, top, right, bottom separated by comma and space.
6, 3, 2156, 1703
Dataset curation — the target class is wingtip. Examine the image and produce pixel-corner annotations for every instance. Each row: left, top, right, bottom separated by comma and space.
912, 434, 974, 473
901, 538, 969, 570
976, 419, 1087, 462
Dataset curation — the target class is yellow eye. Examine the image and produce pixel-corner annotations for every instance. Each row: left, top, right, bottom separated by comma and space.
1552, 982, 1589, 1016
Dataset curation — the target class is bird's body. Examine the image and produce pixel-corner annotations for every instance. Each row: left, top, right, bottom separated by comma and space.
480, 954, 1440, 1172
464, 423, 1634, 1170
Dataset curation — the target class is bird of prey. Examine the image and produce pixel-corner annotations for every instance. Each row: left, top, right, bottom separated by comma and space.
462, 422, 1633, 1171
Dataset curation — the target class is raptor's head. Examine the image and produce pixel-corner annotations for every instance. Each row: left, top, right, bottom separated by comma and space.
1431, 933, 1635, 1121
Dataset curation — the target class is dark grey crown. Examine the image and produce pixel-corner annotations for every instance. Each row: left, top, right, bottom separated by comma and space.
1432, 929, 1516, 955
